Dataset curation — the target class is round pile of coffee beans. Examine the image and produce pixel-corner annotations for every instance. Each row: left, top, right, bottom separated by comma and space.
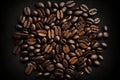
13, 0, 109, 80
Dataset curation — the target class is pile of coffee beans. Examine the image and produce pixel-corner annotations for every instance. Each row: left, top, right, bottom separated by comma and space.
13, 0, 109, 80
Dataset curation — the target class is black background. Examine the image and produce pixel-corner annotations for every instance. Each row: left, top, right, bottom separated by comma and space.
0, 0, 119, 80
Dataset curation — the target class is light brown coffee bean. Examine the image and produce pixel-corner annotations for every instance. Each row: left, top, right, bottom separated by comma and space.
63, 45, 70, 54
48, 29, 55, 39
75, 48, 83, 57
64, 30, 72, 38
37, 30, 47, 37
45, 44, 53, 53
69, 57, 78, 64
57, 10, 64, 19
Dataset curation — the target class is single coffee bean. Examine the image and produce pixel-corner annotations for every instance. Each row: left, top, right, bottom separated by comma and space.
46, 64, 54, 71
56, 63, 64, 69
94, 18, 101, 24
90, 54, 98, 60
94, 60, 100, 66
89, 8, 97, 15
84, 66, 92, 74
60, 2, 65, 8
103, 25, 108, 31
97, 32, 103, 38
63, 45, 70, 54
103, 32, 109, 38
24, 7, 31, 16
13, 46, 21, 55
69, 57, 78, 65
66, 0, 76, 8
25, 63, 33, 75
35, 2, 45, 8
80, 4, 89, 12
74, 10, 83, 15
101, 42, 107, 48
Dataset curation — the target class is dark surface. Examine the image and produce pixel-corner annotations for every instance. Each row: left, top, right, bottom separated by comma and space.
0, 0, 119, 80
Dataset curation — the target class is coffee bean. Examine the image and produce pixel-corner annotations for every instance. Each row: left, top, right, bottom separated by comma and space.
103, 32, 109, 38
75, 48, 83, 57
24, 7, 31, 16
101, 42, 107, 48
45, 44, 53, 53
35, 2, 45, 8
27, 38, 36, 45
103, 25, 108, 31
60, 2, 65, 8
94, 60, 100, 66
74, 10, 83, 15
46, 64, 54, 71
69, 57, 78, 64
57, 10, 64, 19
90, 54, 98, 60
37, 30, 47, 37
19, 16, 26, 24
94, 18, 101, 24
84, 66, 92, 74
66, 0, 76, 8
80, 4, 89, 12
62, 7, 67, 12
46, 1, 52, 8
63, 59, 68, 68
62, 22, 71, 30
89, 8, 97, 15
97, 32, 103, 38
56, 63, 64, 69
25, 63, 33, 75
23, 20, 31, 28
63, 45, 70, 54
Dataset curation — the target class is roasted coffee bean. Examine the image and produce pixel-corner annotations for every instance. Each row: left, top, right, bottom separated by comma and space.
90, 54, 98, 60
66, 0, 76, 8
13, 1, 108, 80
25, 63, 33, 75
89, 8, 97, 15
63, 45, 70, 54
69, 57, 78, 64
75, 48, 83, 57
24, 7, 31, 16
103, 32, 109, 38
46, 64, 54, 71
35, 2, 45, 8
84, 66, 92, 74
94, 18, 101, 24
101, 42, 107, 48
57, 10, 63, 19
80, 4, 89, 12
27, 38, 36, 45
94, 60, 100, 66
37, 30, 47, 37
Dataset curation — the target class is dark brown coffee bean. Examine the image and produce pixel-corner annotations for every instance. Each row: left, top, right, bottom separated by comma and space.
98, 55, 104, 61
25, 63, 33, 75
65, 68, 74, 75
44, 72, 50, 76
45, 8, 50, 16
85, 66, 92, 74
56, 63, 64, 69
22, 44, 28, 49
60, 2, 65, 8
63, 59, 68, 68
35, 2, 45, 8
80, 4, 89, 12
101, 42, 107, 48
24, 7, 31, 16
74, 10, 83, 15
27, 38, 36, 45
23, 20, 31, 28
103, 25, 108, 31
46, 64, 54, 71
13, 46, 21, 55
94, 18, 101, 24
66, 0, 76, 8
62, 7, 67, 12
94, 60, 100, 66
62, 22, 71, 30
103, 32, 109, 38
89, 8, 97, 15
46, 1, 52, 8
97, 32, 103, 38
65, 74, 71, 79
53, 2, 59, 8
67, 10, 73, 15
19, 16, 26, 24
71, 16, 78, 23
97, 47, 103, 53
70, 44, 75, 51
